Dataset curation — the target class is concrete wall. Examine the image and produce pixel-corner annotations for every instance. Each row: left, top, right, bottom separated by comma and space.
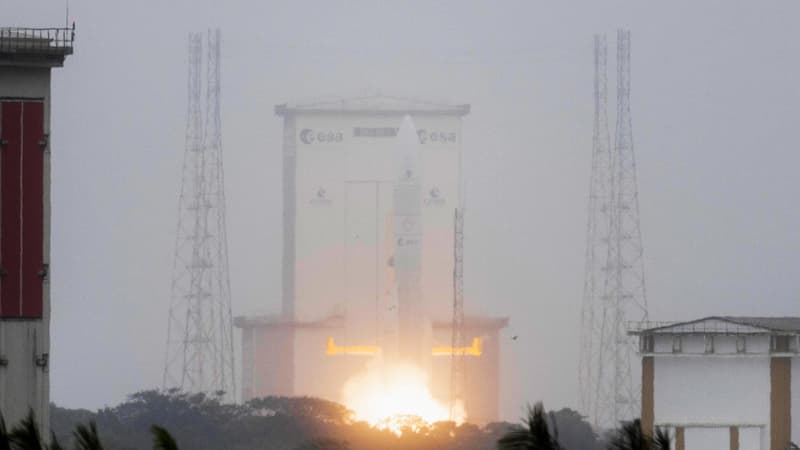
684, 427, 728, 450
0, 67, 51, 101
240, 327, 254, 400
647, 329, 800, 450
251, 326, 293, 398
793, 358, 799, 445
292, 325, 368, 402
672, 427, 762, 450
739, 427, 762, 450
0, 322, 49, 428
654, 356, 771, 449
0, 65, 52, 433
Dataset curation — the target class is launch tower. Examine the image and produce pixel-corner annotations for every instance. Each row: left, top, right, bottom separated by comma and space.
236, 95, 507, 423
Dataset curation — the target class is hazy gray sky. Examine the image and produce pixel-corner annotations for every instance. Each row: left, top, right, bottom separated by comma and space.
5, 1, 800, 420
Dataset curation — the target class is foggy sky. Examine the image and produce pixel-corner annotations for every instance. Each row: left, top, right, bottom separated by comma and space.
4, 0, 800, 421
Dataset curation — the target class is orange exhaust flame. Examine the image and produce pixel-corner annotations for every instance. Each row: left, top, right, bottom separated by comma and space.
341, 360, 465, 435
431, 337, 483, 356
326, 337, 381, 356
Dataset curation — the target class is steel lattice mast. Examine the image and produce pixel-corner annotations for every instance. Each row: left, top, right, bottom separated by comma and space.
579, 33, 612, 426
450, 208, 465, 420
163, 29, 235, 401
579, 30, 648, 428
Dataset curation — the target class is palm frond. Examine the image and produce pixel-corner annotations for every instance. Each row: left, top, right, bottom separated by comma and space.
498, 402, 562, 450
497, 427, 534, 449
547, 411, 563, 450
0, 412, 10, 450
150, 425, 179, 450
47, 431, 64, 450
9, 410, 44, 450
73, 422, 104, 450
607, 419, 647, 450
652, 427, 671, 450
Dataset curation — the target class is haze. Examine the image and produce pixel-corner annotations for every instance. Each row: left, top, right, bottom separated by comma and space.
3, 1, 799, 421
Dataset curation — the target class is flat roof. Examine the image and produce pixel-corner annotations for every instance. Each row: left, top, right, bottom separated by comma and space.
275, 94, 470, 117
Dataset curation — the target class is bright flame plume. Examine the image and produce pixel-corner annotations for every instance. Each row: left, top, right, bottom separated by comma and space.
342, 360, 465, 435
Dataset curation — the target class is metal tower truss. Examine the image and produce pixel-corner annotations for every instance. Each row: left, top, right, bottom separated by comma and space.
450, 208, 466, 420
579, 30, 648, 428
163, 29, 236, 401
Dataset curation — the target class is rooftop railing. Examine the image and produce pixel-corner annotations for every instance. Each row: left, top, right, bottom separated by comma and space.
628, 319, 799, 335
0, 26, 75, 54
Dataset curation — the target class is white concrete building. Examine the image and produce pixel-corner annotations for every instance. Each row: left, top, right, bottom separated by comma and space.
0, 26, 73, 432
631, 317, 800, 450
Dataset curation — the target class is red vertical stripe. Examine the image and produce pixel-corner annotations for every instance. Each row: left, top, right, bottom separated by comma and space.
0, 101, 22, 317
21, 101, 44, 318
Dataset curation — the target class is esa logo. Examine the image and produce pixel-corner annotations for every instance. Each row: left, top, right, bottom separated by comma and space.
299, 128, 344, 145
423, 186, 446, 207
416, 129, 457, 144
309, 186, 332, 205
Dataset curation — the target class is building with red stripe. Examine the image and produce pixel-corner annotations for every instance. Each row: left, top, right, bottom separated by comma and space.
0, 25, 73, 433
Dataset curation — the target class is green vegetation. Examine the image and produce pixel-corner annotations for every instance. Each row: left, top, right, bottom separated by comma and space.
2, 391, 664, 449
495, 405, 671, 450
606, 420, 671, 450
497, 402, 563, 450
50, 391, 513, 450
0, 409, 177, 450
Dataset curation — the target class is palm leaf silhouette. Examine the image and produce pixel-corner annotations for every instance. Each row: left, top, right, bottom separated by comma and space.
652, 427, 672, 450
73, 422, 103, 450
498, 402, 562, 450
48, 431, 64, 450
9, 410, 44, 450
150, 425, 179, 450
0, 413, 10, 450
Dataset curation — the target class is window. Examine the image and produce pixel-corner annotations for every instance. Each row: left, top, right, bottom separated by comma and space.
672, 336, 682, 353
640, 335, 654, 353
704, 335, 715, 354
772, 335, 790, 353
736, 336, 747, 353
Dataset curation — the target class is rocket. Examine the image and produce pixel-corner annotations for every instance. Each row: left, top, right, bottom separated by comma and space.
393, 115, 426, 365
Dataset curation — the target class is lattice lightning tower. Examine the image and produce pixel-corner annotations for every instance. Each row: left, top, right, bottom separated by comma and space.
579, 30, 648, 428
163, 29, 236, 401
450, 208, 466, 420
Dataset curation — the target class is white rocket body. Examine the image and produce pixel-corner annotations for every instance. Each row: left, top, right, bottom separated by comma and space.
392, 115, 427, 365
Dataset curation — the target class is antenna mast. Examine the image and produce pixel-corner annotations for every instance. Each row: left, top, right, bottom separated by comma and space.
163, 29, 236, 401
450, 208, 466, 420
579, 30, 648, 428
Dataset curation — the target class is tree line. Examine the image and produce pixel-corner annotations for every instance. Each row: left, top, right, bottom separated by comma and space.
1, 391, 665, 449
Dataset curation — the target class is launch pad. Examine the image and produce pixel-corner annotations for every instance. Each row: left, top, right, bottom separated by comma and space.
235, 313, 507, 424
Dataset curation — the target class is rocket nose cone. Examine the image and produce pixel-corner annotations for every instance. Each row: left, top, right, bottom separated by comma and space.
396, 115, 419, 151
395, 115, 421, 182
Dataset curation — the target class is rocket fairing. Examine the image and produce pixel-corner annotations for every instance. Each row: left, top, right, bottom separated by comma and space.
393, 115, 426, 365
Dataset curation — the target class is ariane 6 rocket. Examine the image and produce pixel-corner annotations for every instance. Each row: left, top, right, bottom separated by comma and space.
393, 115, 427, 365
